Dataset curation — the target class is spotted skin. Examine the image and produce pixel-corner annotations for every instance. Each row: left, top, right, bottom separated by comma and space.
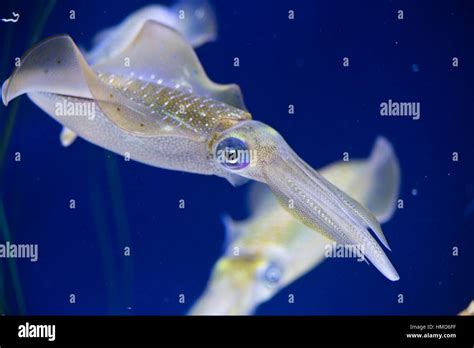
98, 71, 251, 137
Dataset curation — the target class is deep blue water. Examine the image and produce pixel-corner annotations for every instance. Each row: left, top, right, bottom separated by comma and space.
0, 0, 472, 315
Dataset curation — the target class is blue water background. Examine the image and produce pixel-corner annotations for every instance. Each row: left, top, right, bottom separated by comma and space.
0, 0, 472, 315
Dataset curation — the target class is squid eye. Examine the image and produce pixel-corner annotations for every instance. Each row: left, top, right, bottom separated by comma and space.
261, 262, 283, 286
216, 137, 250, 170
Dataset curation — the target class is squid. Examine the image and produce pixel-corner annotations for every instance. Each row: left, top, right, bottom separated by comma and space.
2, 20, 398, 281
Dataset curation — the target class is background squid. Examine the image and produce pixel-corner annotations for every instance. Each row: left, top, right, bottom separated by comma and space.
2, 15, 399, 284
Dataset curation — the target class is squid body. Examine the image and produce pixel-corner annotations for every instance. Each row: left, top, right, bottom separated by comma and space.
2, 13, 399, 286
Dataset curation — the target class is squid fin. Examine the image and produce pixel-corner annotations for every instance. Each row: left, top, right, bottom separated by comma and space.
361, 136, 400, 224
92, 20, 247, 111
2, 35, 94, 106
2, 33, 201, 139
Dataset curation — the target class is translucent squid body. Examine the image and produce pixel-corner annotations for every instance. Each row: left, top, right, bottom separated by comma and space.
2, 19, 399, 285
190, 137, 400, 315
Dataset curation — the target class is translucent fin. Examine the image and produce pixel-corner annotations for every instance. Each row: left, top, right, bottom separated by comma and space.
60, 127, 78, 147
360, 137, 400, 223
92, 20, 247, 111
2, 34, 202, 139
2, 35, 94, 106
